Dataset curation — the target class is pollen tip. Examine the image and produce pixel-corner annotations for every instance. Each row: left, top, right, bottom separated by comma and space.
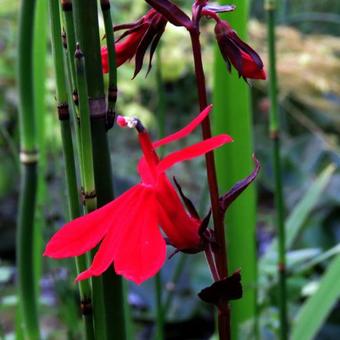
117, 115, 139, 129
117, 115, 128, 127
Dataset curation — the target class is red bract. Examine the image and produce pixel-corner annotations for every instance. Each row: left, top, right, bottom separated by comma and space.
44, 106, 233, 284
101, 9, 167, 77
214, 19, 266, 80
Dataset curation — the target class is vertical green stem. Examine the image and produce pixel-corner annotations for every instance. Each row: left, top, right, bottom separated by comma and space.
154, 48, 165, 340
33, 0, 48, 302
101, 0, 117, 125
48, 1, 95, 338
74, 45, 107, 340
75, 47, 96, 205
163, 255, 187, 317
17, 0, 40, 338
155, 273, 165, 340
265, 1, 288, 338
72, 1, 127, 339
212, 1, 257, 338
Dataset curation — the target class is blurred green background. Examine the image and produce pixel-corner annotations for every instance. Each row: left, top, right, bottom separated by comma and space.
1, 0, 340, 339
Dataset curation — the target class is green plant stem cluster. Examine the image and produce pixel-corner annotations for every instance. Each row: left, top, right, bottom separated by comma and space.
16, 0, 40, 338
265, 0, 288, 339
48, 0, 127, 339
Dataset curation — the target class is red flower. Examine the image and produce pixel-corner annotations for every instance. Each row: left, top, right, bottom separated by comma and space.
101, 9, 167, 77
214, 19, 266, 80
44, 106, 233, 284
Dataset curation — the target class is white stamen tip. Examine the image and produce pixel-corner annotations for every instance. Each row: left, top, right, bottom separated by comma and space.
117, 115, 138, 129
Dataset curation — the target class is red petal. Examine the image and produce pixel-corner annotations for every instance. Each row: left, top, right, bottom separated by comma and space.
157, 134, 233, 173
240, 51, 267, 80
101, 47, 109, 73
153, 105, 212, 148
114, 187, 166, 284
137, 157, 155, 185
156, 176, 200, 249
44, 184, 141, 259
76, 185, 166, 284
137, 131, 159, 185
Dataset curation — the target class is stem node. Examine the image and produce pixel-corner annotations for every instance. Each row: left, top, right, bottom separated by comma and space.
57, 103, 70, 120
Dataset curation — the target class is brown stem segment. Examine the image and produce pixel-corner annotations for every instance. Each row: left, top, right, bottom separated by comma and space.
190, 30, 230, 340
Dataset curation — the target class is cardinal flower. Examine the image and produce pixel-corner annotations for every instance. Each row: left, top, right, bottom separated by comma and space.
44, 106, 233, 284
214, 19, 266, 80
101, 9, 167, 77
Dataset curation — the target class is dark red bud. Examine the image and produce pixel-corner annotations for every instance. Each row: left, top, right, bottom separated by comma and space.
215, 20, 266, 80
145, 0, 193, 29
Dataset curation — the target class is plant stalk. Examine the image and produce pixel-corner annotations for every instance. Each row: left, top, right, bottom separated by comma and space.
101, 0, 117, 126
33, 0, 48, 302
48, 1, 95, 338
74, 44, 107, 340
189, 30, 230, 340
154, 47, 165, 340
17, 0, 40, 338
72, 1, 127, 338
265, 1, 288, 338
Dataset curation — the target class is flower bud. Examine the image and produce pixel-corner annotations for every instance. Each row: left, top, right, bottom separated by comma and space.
215, 20, 266, 80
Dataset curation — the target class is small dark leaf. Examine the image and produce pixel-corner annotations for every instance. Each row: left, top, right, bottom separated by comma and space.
204, 4, 236, 13
114, 18, 144, 32
198, 270, 242, 306
145, 0, 192, 29
115, 22, 148, 43
219, 155, 260, 214
133, 26, 157, 78
199, 210, 211, 236
146, 21, 167, 76
173, 177, 200, 219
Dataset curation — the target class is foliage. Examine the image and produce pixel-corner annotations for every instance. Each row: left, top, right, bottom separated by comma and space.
0, 0, 340, 338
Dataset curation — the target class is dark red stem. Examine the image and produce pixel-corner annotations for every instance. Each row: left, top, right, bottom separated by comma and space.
189, 29, 231, 340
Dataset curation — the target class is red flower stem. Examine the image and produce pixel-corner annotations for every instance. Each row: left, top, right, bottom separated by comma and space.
189, 30, 231, 340
204, 246, 219, 281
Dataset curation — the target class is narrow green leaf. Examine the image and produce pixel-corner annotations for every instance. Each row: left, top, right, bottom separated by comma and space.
285, 164, 335, 248
291, 254, 340, 340
262, 164, 335, 263
294, 244, 340, 274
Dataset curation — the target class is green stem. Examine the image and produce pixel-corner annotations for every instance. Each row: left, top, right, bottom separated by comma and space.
48, 1, 95, 338
62, 0, 77, 97
33, 0, 48, 302
153, 47, 165, 340
60, 5, 85, 185
213, 1, 257, 338
101, 0, 117, 124
75, 47, 96, 205
16, 0, 40, 338
154, 273, 165, 340
163, 255, 187, 318
74, 45, 107, 340
266, 1, 288, 338
72, 1, 127, 339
